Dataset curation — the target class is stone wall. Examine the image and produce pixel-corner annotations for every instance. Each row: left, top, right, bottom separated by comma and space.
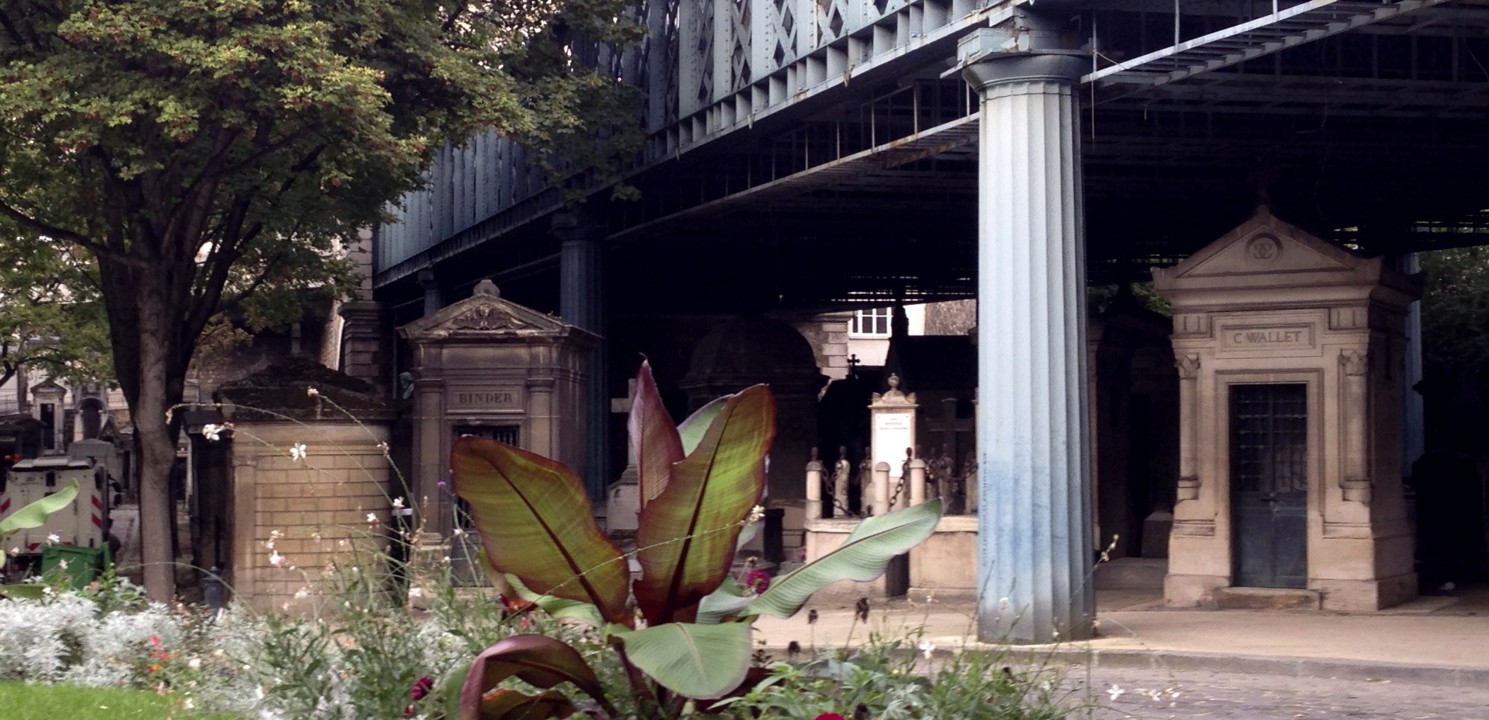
230, 421, 393, 612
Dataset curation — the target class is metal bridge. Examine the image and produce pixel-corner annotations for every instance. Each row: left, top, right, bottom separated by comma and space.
371, 0, 1489, 643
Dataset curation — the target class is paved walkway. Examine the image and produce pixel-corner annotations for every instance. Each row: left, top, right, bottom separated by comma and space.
753, 587, 1489, 688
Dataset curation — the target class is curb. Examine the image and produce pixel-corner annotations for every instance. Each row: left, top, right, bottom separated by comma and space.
760, 643, 1489, 689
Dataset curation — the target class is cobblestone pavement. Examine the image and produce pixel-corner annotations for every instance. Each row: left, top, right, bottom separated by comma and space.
1061, 667, 1489, 719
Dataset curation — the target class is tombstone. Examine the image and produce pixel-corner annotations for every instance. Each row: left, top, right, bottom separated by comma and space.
1152, 208, 1420, 611
398, 280, 597, 541
869, 374, 917, 516
606, 380, 641, 533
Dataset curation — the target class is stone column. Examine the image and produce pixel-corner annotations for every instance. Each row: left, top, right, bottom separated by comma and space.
964, 53, 1093, 643
804, 449, 824, 521
555, 213, 609, 500
1340, 349, 1373, 503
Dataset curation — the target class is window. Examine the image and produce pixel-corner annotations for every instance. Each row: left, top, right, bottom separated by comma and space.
850, 307, 892, 337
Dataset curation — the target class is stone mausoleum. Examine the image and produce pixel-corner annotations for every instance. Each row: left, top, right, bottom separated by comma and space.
1153, 209, 1420, 611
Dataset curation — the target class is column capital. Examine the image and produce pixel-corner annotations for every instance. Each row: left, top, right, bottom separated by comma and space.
960, 53, 1086, 92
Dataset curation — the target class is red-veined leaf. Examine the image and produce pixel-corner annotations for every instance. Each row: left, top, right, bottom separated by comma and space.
629, 361, 683, 507
474, 689, 576, 720
634, 386, 775, 624
459, 635, 611, 720
452, 438, 629, 624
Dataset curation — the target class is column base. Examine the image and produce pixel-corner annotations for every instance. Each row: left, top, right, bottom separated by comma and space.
1313, 573, 1417, 611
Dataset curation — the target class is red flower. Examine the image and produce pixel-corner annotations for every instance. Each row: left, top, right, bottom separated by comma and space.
814, 714, 848, 720
745, 568, 771, 594
410, 676, 435, 701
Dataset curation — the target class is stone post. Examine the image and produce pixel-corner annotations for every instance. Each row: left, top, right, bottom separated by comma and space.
1175, 354, 1201, 501
963, 51, 1094, 643
873, 462, 891, 517
909, 457, 928, 506
805, 448, 824, 521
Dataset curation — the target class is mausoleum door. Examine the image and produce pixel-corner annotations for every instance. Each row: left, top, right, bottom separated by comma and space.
1230, 384, 1308, 589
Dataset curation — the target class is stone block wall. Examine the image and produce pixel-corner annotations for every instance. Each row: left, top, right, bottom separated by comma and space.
230, 421, 393, 612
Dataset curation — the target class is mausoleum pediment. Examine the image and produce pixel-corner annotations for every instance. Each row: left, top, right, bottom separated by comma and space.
398, 279, 594, 344
1152, 208, 1418, 307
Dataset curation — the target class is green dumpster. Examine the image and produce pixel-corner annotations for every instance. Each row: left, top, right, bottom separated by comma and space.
40, 544, 111, 588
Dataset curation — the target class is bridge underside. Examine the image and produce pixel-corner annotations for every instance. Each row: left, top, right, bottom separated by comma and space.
378, 0, 1489, 321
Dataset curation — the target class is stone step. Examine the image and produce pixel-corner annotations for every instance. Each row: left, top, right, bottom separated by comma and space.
1094, 557, 1168, 590
1215, 586, 1322, 610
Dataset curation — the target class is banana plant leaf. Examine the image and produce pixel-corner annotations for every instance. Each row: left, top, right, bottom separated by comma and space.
610, 620, 753, 700
459, 635, 612, 720
0, 479, 78, 567
677, 396, 728, 455
744, 499, 943, 619
630, 361, 684, 507
696, 575, 756, 624
633, 386, 775, 624
451, 438, 630, 624
472, 689, 576, 720
505, 573, 605, 628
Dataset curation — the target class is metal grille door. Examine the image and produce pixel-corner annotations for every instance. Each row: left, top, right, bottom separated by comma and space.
1230, 384, 1308, 589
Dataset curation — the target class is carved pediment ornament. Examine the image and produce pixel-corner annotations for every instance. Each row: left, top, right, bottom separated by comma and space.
447, 304, 532, 332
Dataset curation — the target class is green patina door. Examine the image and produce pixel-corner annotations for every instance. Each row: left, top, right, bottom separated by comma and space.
1230, 384, 1308, 589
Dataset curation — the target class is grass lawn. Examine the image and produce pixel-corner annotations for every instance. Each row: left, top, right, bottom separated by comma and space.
0, 681, 244, 720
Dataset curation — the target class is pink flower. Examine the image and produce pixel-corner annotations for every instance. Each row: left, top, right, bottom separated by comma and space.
410, 676, 434, 701
815, 714, 848, 720
745, 568, 771, 594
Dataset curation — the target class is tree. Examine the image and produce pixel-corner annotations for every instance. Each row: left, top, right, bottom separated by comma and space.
0, 232, 113, 391
1421, 246, 1489, 372
0, 0, 640, 601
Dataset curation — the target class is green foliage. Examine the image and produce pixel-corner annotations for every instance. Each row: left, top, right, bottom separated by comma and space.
1421, 246, 1489, 370
0, 236, 112, 386
452, 363, 943, 719
0, 0, 644, 601
718, 636, 1079, 720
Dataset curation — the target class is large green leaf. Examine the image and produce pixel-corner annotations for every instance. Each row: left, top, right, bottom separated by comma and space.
505, 573, 605, 628
459, 635, 610, 720
0, 479, 79, 535
630, 361, 684, 507
677, 396, 728, 455
610, 621, 753, 699
696, 576, 756, 624
451, 438, 630, 624
744, 499, 943, 619
633, 386, 775, 624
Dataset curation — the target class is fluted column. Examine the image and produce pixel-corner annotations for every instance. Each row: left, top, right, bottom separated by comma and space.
965, 54, 1093, 643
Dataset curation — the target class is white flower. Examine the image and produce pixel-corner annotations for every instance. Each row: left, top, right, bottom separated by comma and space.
1107, 685, 1125, 701
294, 588, 310, 599
268, 551, 286, 567
289, 443, 307, 462
187, 658, 201, 670
366, 512, 378, 523
392, 497, 404, 509
306, 387, 319, 397
201, 423, 223, 441
918, 640, 935, 659
45, 532, 60, 545
408, 588, 424, 599
57, 559, 69, 571
8, 547, 18, 556
745, 505, 765, 525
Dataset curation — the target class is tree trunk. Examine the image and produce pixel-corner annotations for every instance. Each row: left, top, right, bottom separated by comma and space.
100, 255, 194, 603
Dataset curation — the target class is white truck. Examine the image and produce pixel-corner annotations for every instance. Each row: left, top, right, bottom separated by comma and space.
0, 456, 109, 556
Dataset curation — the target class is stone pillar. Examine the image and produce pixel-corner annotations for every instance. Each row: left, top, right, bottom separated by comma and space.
1340, 350, 1373, 503
555, 213, 609, 500
964, 53, 1093, 643
805, 449, 824, 521
873, 462, 891, 517
909, 457, 927, 507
